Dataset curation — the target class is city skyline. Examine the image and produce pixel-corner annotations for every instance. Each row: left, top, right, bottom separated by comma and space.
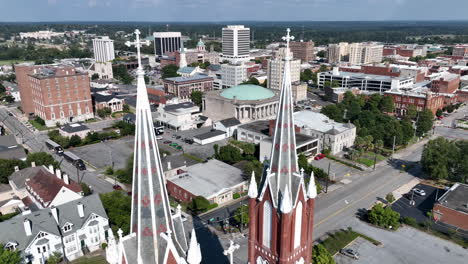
1, 0, 468, 22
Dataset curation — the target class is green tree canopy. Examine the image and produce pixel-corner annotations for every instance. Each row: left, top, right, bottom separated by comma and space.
188, 196, 211, 214
26, 152, 59, 168
312, 244, 335, 264
161, 64, 180, 79
368, 203, 400, 229
0, 244, 22, 264
100, 191, 131, 236
416, 109, 434, 137
190, 91, 203, 107
216, 145, 243, 164
234, 204, 249, 226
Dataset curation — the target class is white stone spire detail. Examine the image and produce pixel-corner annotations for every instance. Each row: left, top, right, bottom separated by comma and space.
179, 40, 187, 68
307, 172, 317, 199
280, 184, 293, 214
187, 229, 202, 264
248, 171, 258, 198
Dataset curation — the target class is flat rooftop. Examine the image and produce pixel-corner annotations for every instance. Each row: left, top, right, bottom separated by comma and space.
168, 159, 245, 199
437, 183, 468, 214
294, 111, 354, 134
323, 70, 410, 82
238, 120, 270, 136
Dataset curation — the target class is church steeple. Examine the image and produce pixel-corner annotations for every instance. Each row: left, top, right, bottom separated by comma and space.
114, 29, 194, 264
179, 40, 187, 68
248, 29, 317, 264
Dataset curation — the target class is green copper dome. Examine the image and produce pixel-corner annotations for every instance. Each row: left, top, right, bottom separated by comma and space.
220, 84, 275, 101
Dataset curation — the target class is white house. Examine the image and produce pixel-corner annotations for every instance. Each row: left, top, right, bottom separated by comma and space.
155, 101, 211, 131
213, 117, 241, 137
0, 195, 111, 264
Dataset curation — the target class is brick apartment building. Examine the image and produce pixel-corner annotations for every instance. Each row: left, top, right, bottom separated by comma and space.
433, 183, 468, 231
431, 74, 460, 94
163, 75, 213, 99
340, 64, 426, 83
289, 41, 314, 63
383, 46, 427, 58
384, 90, 445, 116
16, 65, 94, 126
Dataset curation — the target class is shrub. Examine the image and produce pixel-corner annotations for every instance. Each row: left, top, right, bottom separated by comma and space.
34, 116, 46, 126
312, 243, 335, 264
401, 216, 417, 226
385, 193, 395, 203
368, 203, 400, 229
188, 196, 211, 214
101, 242, 108, 250
233, 193, 241, 199
81, 183, 92, 196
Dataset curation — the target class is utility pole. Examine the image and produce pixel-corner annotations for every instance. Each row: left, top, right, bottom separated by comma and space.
239, 200, 243, 233
326, 162, 331, 193
391, 135, 396, 160
373, 145, 378, 170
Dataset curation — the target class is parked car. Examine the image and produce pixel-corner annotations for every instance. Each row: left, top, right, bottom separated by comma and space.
176, 146, 183, 151
340, 248, 359, 259
412, 188, 426, 196
113, 185, 123, 190
314, 153, 325, 160
169, 143, 178, 147
163, 140, 172, 144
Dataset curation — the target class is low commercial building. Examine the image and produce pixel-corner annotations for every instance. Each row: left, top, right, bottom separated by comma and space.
430, 73, 460, 94
236, 120, 271, 144
260, 133, 319, 163
433, 183, 468, 231
166, 159, 248, 205
155, 101, 211, 131
213, 118, 241, 137
202, 84, 279, 123
294, 111, 356, 155
59, 123, 91, 138
0, 194, 111, 264
163, 74, 214, 100
193, 130, 227, 145
0, 135, 27, 161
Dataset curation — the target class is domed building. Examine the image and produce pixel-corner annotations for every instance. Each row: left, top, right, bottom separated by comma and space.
202, 84, 279, 123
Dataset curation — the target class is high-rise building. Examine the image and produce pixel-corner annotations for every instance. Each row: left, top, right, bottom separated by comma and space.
327, 42, 349, 64
289, 40, 314, 63
267, 48, 300, 90
153, 32, 182, 56
349, 42, 383, 65
222, 25, 250, 63
92, 36, 115, 79
248, 29, 317, 264
107, 30, 201, 264
221, 63, 248, 88
15, 65, 94, 126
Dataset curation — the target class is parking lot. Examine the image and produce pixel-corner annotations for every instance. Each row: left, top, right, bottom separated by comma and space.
161, 127, 229, 160
310, 157, 362, 182
335, 219, 467, 264
391, 183, 446, 223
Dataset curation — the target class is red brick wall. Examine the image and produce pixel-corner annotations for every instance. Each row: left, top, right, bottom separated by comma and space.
431, 77, 460, 94
362, 65, 400, 77
166, 180, 195, 203
433, 204, 468, 230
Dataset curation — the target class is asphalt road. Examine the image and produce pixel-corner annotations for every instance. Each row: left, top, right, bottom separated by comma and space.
0, 107, 114, 193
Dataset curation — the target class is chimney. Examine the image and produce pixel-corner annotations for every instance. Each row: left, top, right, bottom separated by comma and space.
167, 162, 172, 170
77, 202, 84, 218
48, 165, 54, 174
14, 166, 19, 172
63, 174, 70, 185
31, 162, 36, 167
23, 219, 32, 236
55, 169, 61, 179
51, 206, 59, 224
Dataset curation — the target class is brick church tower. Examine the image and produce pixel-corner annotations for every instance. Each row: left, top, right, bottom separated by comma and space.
247, 29, 317, 264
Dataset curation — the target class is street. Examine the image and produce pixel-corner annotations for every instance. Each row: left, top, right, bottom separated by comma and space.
0, 106, 114, 193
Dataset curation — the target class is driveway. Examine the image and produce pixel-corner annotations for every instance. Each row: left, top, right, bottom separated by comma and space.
335, 219, 467, 264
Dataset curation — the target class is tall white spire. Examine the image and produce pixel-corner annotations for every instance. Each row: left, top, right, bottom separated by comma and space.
179, 40, 187, 68
248, 171, 258, 199
187, 229, 202, 264
280, 184, 293, 214
307, 172, 317, 199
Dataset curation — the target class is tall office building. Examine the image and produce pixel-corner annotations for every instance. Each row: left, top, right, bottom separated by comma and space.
222, 25, 250, 63
92, 36, 115, 79
349, 42, 383, 65
221, 63, 248, 88
289, 40, 314, 63
153, 32, 181, 56
267, 48, 301, 90
327, 42, 349, 64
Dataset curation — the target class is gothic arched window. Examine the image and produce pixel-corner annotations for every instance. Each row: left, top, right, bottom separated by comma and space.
262, 201, 273, 249
294, 201, 303, 249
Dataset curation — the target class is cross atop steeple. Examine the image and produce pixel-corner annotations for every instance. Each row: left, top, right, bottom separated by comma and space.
125, 29, 151, 72
281, 28, 295, 60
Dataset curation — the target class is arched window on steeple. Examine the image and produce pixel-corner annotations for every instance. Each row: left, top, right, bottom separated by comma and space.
262, 201, 272, 249
294, 201, 303, 249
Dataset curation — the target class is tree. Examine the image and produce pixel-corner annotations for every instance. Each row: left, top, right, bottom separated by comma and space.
3, 95, 15, 103
26, 152, 59, 168
368, 203, 400, 229
243, 160, 263, 183
91, 73, 100, 80
421, 137, 461, 181
190, 91, 203, 107
97, 107, 112, 118
241, 77, 260, 86
46, 252, 62, 264
188, 196, 211, 214
300, 69, 314, 82
436, 109, 443, 118
0, 82, 5, 93
234, 204, 249, 226
217, 145, 242, 164
316, 50, 327, 58
379, 96, 394, 113
144, 75, 150, 84
161, 64, 180, 79
385, 193, 395, 203
100, 191, 132, 236
81, 183, 92, 196
406, 105, 417, 120
123, 104, 130, 113
34, 116, 46, 126
213, 144, 219, 157
69, 135, 82, 147
320, 104, 343, 122
0, 244, 22, 264
113, 65, 134, 84
416, 109, 434, 137
312, 244, 335, 264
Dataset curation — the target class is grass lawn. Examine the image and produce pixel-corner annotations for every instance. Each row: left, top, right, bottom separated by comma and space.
71, 255, 107, 264
29, 120, 49, 131
355, 151, 386, 167
0, 59, 31, 65
321, 228, 381, 255
85, 118, 98, 123
183, 153, 205, 163
356, 157, 375, 167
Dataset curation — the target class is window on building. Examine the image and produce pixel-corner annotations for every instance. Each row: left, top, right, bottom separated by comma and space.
262, 201, 273, 249
63, 223, 73, 233
294, 201, 303, 249
5, 243, 17, 251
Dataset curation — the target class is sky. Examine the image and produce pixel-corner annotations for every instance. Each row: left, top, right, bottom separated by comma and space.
1, 0, 468, 22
